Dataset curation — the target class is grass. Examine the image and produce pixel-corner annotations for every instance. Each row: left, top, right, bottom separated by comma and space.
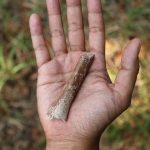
0, 37, 34, 90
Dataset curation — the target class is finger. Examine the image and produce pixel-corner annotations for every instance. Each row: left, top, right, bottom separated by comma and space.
87, 0, 105, 53
46, 0, 67, 56
29, 14, 50, 68
66, 0, 85, 51
114, 38, 141, 102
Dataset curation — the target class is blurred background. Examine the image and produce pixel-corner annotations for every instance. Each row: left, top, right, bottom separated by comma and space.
0, 0, 150, 149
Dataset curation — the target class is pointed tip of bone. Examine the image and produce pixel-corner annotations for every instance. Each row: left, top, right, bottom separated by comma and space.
82, 52, 95, 59
81, 52, 95, 60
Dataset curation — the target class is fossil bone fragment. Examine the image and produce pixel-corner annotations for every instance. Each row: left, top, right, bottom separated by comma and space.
47, 53, 95, 121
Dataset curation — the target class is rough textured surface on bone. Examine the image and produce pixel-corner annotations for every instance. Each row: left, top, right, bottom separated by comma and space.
47, 52, 95, 121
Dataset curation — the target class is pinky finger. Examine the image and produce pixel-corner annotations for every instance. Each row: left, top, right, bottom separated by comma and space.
29, 14, 50, 68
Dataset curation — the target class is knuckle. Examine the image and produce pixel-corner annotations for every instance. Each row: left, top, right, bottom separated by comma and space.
67, 0, 81, 6
34, 44, 46, 51
70, 44, 84, 51
31, 26, 41, 35
51, 29, 64, 38
69, 22, 82, 32
89, 26, 103, 33
55, 49, 65, 55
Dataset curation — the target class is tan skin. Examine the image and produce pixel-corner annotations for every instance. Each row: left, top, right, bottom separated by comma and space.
29, 0, 141, 149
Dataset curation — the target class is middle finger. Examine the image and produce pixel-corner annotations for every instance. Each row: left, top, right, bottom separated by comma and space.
66, 0, 85, 51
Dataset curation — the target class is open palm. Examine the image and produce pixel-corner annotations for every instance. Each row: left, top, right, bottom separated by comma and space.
29, 0, 141, 144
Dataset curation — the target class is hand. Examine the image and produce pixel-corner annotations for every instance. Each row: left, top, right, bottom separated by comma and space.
29, 0, 141, 149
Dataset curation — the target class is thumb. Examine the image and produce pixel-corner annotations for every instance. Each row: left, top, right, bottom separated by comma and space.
114, 38, 141, 106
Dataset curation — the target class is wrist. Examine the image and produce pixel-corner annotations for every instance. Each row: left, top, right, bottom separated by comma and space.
46, 138, 100, 150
